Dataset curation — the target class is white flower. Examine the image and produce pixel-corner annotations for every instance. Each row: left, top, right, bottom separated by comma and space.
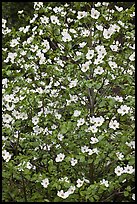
81, 145, 89, 153
3, 113, 13, 123
57, 190, 69, 199
108, 61, 118, 69
90, 116, 104, 127
2, 150, 12, 162
81, 29, 90, 37
55, 153, 65, 162
18, 10, 24, 14
89, 125, 98, 133
69, 79, 78, 88
76, 179, 84, 188
114, 96, 123, 102
70, 158, 78, 166
40, 16, 49, 24
77, 11, 87, 19
95, 2, 101, 7
57, 133, 64, 141
117, 105, 130, 116
126, 141, 135, 149
62, 31, 72, 42
129, 52, 135, 61
116, 152, 124, 160
73, 110, 81, 117
26, 161, 33, 169
86, 49, 94, 60
109, 119, 119, 130
59, 177, 70, 183
83, 177, 90, 183
90, 137, 99, 144
53, 6, 63, 13
91, 8, 100, 19
100, 179, 109, 187
115, 6, 123, 12
81, 61, 91, 72
124, 165, 135, 174
94, 66, 104, 75
10, 38, 20, 47
110, 44, 118, 51
114, 166, 124, 176
50, 15, 60, 25
42, 40, 50, 52
103, 28, 113, 39
77, 118, 85, 127
79, 42, 87, 48
95, 45, 106, 57
67, 186, 76, 194
34, 2, 43, 10
41, 178, 49, 188
132, 193, 135, 201
96, 24, 103, 31
32, 116, 39, 125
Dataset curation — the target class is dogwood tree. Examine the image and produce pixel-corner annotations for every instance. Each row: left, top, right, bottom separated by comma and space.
2, 2, 135, 202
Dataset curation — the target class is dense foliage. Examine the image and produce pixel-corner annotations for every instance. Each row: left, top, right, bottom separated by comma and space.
2, 2, 135, 202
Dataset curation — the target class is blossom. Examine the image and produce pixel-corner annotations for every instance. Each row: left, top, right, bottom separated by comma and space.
90, 137, 99, 144
116, 152, 124, 160
69, 79, 78, 88
81, 145, 89, 153
81, 61, 91, 72
79, 42, 87, 48
57, 190, 69, 199
86, 49, 94, 60
95, 45, 106, 57
3, 113, 13, 123
88, 147, 99, 155
70, 158, 78, 166
96, 24, 103, 31
115, 5, 123, 12
67, 186, 76, 194
62, 31, 72, 42
77, 118, 85, 127
100, 179, 109, 187
114, 166, 124, 176
77, 11, 87, 19
40, 16, 49, 24
91, 8, 100, 19
2, 150, 12, 162
76, 179, 84, 188
109, 119, 119, 130
126, 141, 135, 149
81, 29, 90, 37
10, 38, 19, 47
41, 178, 49, 188
110, 44, 118, 51
89, 125, 98, 133
41, 40, 50, 52
124, 165, 135, 174
57, 133, 64, 141
34, 2, 43, 10
132, 194, 135, 201
73, 110, 81, 117
90, 116, 104, 127
55, 153, 65, 162
32, 116, 39, 125
50, 15, 60, 25
129, 52, 135, 61
94, 66, 104, 75
117, 105, 131, 116
103, 28, 113, 39
53, 6, 64, 13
